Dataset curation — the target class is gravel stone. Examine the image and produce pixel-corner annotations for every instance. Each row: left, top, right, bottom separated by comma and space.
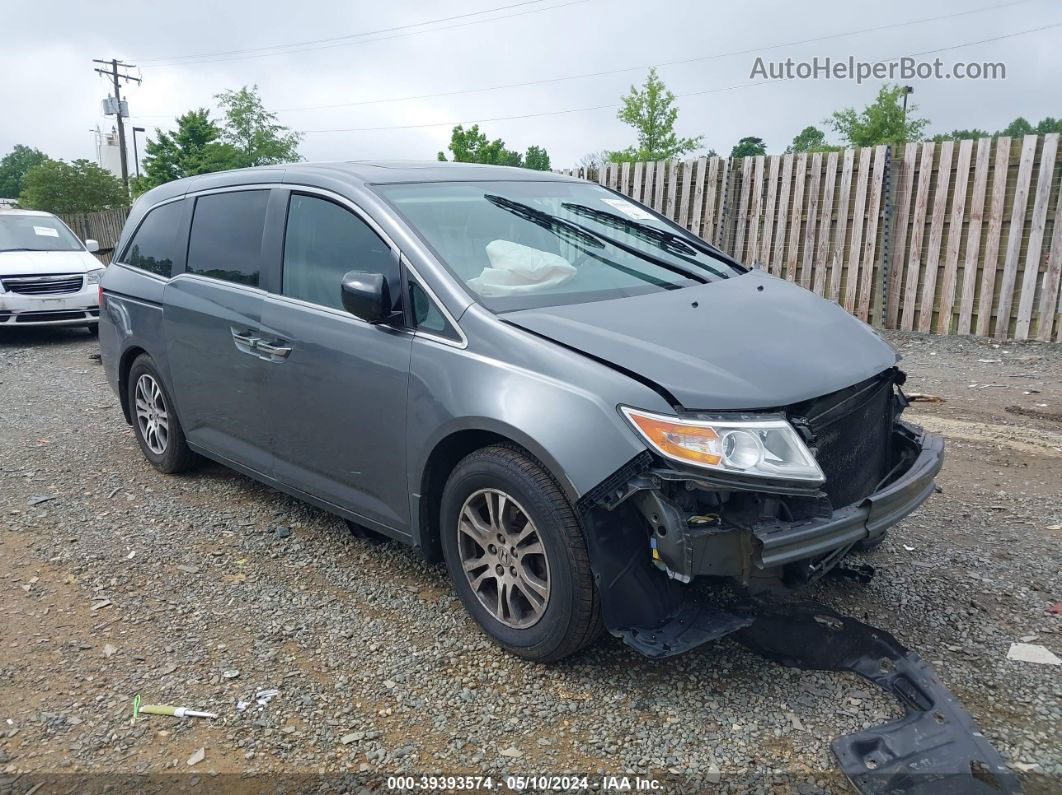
0, 327, 1058, 791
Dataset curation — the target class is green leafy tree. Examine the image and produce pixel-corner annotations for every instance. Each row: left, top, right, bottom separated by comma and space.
19, 159, 127, 213
215, 86, 302, 167
786, 125, 840, 153
437, 125, 524, 166
136, 87, 301, 193
523, 145, 551, 171
609, 68, 702, 162
829, 84, 929, 147
140, 109, 240, 191
1000, 117, 1034, 137
730, 136, 767, 157
1034, 117, 1062, 134
931, 128, 992, 142
0, 145, 51, 200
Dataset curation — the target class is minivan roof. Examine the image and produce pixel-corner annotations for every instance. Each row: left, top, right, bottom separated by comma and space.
139, 160, 583, 205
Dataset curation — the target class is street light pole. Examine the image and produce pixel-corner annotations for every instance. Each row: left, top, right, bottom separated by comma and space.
132, 127, 145, 178
901, 85, 914, 126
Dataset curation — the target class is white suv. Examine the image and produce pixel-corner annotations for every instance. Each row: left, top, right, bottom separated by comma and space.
0, 209, 105, 334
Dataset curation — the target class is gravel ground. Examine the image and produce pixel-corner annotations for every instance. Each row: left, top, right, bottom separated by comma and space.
0, 327, 1059, 793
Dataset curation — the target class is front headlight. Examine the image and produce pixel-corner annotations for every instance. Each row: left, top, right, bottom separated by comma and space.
620, 406, 824, 483
85, 268, 105, 285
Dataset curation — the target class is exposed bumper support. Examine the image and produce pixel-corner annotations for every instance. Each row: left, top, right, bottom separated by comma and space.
755, 426, 944, 569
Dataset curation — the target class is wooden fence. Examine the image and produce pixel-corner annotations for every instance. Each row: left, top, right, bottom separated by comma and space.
559, 133, 1062, 342
58, 207, 129, 265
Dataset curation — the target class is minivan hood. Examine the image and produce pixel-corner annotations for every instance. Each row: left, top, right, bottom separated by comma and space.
503, 269, 897, 410
0, 250, 99, 276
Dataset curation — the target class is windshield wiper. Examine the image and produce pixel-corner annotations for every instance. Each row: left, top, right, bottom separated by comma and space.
561, 203, 742, 274
483, 195, 605, 250
484, 195, 709, 284
0, 248, 41, 253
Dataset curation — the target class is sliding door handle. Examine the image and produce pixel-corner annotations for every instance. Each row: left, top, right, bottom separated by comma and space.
231, 328, 260, 350
256, 340, 292, 358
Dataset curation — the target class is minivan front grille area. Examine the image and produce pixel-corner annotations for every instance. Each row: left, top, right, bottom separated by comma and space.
790, 373, 897, 509
1, 274, 84, 295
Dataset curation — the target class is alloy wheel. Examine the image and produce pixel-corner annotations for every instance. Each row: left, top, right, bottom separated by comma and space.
134, 374, 169, 455
457, 488, 551, 629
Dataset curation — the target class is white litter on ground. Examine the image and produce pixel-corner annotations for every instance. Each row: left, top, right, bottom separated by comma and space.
1006, 643, 1061, 665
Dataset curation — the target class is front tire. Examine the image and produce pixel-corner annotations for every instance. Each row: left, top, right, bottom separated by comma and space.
127, 354, 198, 474
440, 444, 603, 662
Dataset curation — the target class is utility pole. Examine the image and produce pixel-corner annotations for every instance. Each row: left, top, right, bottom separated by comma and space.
132, 126, 145, 178
93, 58, 141, 192
901, 85, 914, 126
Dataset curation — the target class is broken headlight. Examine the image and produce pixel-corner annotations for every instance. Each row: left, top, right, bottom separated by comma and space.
620, 406, 825, 483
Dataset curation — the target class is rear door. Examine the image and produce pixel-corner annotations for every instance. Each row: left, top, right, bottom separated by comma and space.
163, 188, 276, 472
259, 189, 413, 533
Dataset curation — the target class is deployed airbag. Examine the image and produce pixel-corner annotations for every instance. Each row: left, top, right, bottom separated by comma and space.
467, 240, 576, 296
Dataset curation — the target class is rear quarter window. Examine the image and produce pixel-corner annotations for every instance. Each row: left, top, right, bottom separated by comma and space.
120, 200, 184, 277
186, 190, 269, 287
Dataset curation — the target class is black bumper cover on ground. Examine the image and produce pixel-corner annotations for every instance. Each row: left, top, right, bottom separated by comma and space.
737, 602, 1019, 795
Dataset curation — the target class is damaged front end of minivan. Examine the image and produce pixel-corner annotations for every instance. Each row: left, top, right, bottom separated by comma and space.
578, 367, 943, 657
578, 371, 1022, 794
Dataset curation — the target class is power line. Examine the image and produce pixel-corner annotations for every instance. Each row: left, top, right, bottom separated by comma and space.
263, 0, 1037, 115
297, 22, 1062, 133
140, 0, 589, 68
128, 0, 1041, 122
136, 0, 550, 63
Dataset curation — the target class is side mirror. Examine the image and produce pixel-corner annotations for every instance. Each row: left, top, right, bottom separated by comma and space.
341, 271, 392, 324
85, 239, 100, 253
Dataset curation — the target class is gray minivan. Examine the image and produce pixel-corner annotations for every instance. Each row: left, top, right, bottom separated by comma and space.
99, 161, 943, 662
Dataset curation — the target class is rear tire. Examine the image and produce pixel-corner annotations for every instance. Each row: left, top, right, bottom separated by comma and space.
127, 354, 198, 474
440, 444, 603, 662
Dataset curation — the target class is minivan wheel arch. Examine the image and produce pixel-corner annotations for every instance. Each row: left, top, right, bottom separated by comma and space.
417, 427, 579, 563
118, 345, 149, 424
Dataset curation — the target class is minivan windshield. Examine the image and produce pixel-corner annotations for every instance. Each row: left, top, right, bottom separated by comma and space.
376, 181, 745, 312
0, 214, 83, 253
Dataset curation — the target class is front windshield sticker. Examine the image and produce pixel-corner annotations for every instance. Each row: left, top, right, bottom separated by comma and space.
33, 225, 60, 238
601, 198, 654, 221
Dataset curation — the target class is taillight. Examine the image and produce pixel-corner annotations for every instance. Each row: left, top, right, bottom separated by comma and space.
98, 286, 104, 308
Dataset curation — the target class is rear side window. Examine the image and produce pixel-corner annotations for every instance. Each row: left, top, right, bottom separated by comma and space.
187, 190, 269, 287
282, 193, 397, 311
122, 200, 183, 277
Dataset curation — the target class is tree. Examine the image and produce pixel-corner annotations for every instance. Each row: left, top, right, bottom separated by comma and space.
609, 68, 702, 163
1034, 117, 1062, 135
523, 145, 551, 171
730, 136, 767, 157
1000, 117, 1034, 138
829, 84, 929, 147
19, 159, 127, 213
436, 124, 550, 169
0, 145, 51, 200
787, 125, 840, 153
135, 87, 301, 193
215, 86, 302, 167
931, 128, 992, 142
140, 109, 239, 191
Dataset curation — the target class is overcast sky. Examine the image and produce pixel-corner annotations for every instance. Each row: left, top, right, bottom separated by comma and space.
2, 0, 1059, 170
